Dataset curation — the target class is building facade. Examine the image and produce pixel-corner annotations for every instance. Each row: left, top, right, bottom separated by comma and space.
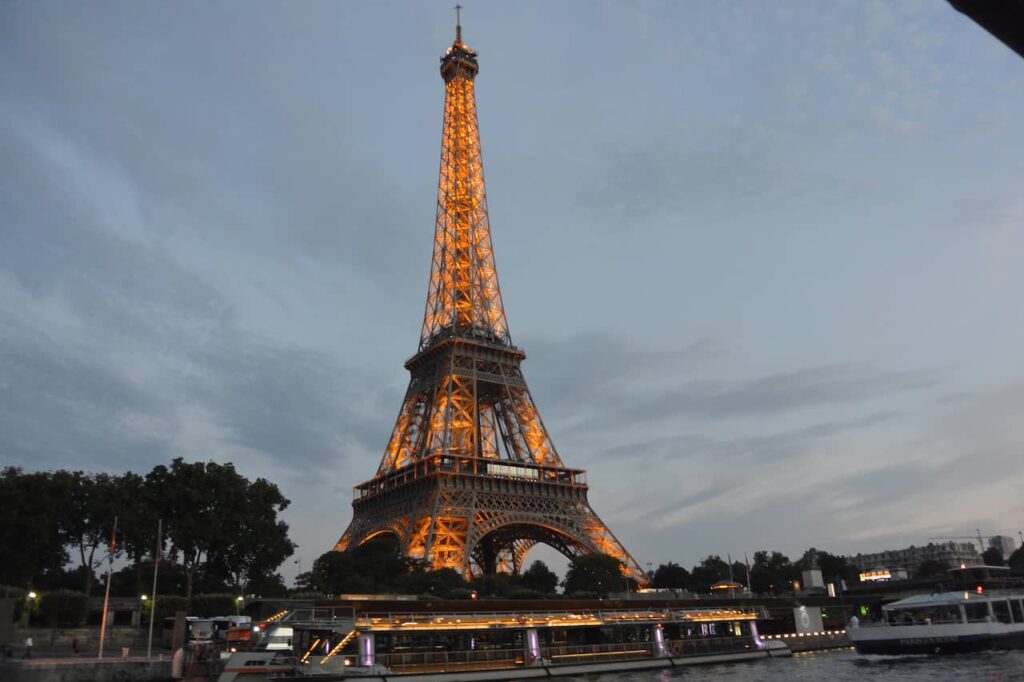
848, 541, 979, 576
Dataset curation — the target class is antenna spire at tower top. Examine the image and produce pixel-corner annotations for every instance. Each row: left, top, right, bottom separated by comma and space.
454, 3, 463, 44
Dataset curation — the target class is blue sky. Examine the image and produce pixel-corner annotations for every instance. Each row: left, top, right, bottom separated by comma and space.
2, 1, 1022, 580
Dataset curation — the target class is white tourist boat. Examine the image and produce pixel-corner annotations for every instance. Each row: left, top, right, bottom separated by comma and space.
849, 589, 1024, 655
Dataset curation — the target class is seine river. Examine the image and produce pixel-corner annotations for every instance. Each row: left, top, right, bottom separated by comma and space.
557, 649, 1024, 681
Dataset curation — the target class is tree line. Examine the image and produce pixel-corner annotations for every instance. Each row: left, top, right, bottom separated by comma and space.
0, 458, 295, 599
650, 545, 1024, 595
299, 542, 1024, 600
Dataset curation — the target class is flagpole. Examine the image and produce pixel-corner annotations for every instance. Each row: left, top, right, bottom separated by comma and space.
98, 516, 118, 659
147, 519, 162, 658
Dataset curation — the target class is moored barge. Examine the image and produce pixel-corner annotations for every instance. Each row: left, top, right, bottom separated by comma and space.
219, 603, 790, 681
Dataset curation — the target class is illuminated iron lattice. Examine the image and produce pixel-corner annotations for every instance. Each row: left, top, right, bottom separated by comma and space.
335, 19, 646, 585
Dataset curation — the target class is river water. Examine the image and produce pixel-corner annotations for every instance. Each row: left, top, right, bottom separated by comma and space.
558, 649, 1024, 681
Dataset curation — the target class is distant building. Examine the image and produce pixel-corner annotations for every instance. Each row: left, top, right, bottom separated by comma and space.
988, 535, 1017, 559
848, 541, 979, 576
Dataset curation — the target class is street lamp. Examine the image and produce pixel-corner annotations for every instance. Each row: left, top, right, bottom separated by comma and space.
20, 591, 37, 628
235, 596, 244, 615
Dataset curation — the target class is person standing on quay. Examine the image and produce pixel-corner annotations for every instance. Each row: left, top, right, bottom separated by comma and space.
23, 636, 33, 659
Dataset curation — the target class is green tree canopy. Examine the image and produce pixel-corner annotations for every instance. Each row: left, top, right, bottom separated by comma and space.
690, 555, 730, 591
562, 553, 628, 596
146, 457, 294, 597
750, 550, 798, 595
0, 468, 68, 587
520, 560, 559, 594
652, 562, 690, 590
303, 540, 413, 595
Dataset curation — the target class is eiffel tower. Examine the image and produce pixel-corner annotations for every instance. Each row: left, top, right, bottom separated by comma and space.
336, 13, 645, 584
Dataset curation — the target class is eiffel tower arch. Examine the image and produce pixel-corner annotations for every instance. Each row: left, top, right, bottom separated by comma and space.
335, 16, 646, 585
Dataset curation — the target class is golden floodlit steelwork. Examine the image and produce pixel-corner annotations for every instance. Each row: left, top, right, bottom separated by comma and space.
335, 16, 645, 584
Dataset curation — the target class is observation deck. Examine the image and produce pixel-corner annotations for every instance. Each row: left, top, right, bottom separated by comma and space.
354, 455, 587, 503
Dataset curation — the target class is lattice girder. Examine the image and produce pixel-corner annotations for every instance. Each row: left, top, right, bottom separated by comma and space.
336, 20, 646, 586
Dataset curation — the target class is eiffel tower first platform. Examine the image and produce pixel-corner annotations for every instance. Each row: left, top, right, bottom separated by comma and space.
335, 16, 645, 584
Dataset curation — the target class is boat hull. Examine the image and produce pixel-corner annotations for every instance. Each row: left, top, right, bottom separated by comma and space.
852, 629, 1024, 655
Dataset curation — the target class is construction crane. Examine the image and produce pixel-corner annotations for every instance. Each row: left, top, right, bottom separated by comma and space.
929, 529, 1009, 556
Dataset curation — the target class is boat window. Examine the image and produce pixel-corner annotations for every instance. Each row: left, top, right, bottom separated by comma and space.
886, 604, 961, 625
992, 600, 1013, 624
1012, 600, 1024, 624
964, 602, 990, 622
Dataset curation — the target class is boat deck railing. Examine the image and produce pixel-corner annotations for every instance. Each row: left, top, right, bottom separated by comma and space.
358, 606, 764, 631
278, 606, 356, 624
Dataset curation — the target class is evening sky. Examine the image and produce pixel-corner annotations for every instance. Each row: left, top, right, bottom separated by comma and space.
2, 1, 1023, 579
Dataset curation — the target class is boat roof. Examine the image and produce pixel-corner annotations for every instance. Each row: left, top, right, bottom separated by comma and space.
355, 607, 762, 632
885, 591, 1021, 609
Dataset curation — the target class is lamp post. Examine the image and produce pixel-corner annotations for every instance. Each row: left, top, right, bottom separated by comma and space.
235, 596, 244, 615
20, 591, 37, 628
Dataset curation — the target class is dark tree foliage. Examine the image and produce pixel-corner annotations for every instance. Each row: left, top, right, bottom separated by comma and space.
0, 460, 296, 599
304, 541, 417, 595
146, 458, 295, 598
1008, 547, 1024, 574
469, 572, 519, 598
520, 560, 559, 594
0, 468, 69, 587
62, 471, 129, 596
750, 550, 798, 595
652, 562, 690, 590
301, 543, 474, 598
690, 555, 730, 591
796, 547, 858, 585
914, 559, 948, 579
111, 560, 187, 598
981, 546, 1005, 566
38, 590, 90, 628
404, 566, 468, 597
562, 553, 629, 596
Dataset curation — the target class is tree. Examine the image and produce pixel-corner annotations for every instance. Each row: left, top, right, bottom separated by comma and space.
0, 468, 67, 587
914, 559, 947, 579
403, 567, 467, 598
145, 458, 295, 598
146, 458, 227, 598
796, 547, 857, 585
469, 572, 518, 598
115, 472, 160, 597
63, 472, 133, 596
521, 560, 559, 594
652, 562, 690, 590
562, 554, 628, 596
1008, 547, 1024, 574
690, 555, 730, 591
982, 546, 1005, 566
220, 478, 296, 592
750, 551, 797, 595
303, 541, 412, 595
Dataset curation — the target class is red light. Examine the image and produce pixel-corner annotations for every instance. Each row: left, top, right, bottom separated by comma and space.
976, 585, 983, 594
